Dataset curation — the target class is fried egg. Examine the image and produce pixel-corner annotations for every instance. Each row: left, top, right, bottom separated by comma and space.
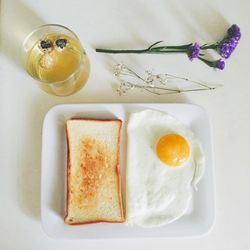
126, 109, 205, 227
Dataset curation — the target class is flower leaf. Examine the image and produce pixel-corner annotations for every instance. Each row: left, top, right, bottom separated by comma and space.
147, 41, 163, 50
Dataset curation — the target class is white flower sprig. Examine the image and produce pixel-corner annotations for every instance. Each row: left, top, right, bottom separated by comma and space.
114, 63, 223, 96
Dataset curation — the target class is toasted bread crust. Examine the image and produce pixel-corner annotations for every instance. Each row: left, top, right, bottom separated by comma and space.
65, 123, 70, 223
114, 121, 124, 221
64, 118, 124, 225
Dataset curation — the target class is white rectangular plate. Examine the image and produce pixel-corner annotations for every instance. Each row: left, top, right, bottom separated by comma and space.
41, 103, 215, 239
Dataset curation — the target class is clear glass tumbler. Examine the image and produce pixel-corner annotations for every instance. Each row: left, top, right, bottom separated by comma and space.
23, 24, 90, 96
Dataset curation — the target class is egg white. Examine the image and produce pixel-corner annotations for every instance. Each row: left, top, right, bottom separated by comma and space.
126, 109, 205, 227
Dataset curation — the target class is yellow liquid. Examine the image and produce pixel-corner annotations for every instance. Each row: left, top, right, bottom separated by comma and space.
25, 33, 90, 96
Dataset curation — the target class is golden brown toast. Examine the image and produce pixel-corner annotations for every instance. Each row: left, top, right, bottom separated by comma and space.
64, 119, 124, 225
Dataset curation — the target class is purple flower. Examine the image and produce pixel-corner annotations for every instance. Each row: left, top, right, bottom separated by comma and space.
214, 24, 241, 59
228, 24, 241, 41
189, 43, 200, 61
228, 37, 238, 47
219, 42, 233, 59
219, 37, 239, 59
215, 59, 225, 70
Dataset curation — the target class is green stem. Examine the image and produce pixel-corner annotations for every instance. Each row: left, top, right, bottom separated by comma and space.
198, 56, 210, 64
198, 56, 215, 68
96, 48, 188, 54
96, 43, 192, 54
145, 50, 188, 54
151, 44, 192, 50
201, 44, 218, 50
96, 48, 148, 53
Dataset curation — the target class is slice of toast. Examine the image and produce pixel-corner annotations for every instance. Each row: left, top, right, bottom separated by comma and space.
64, 119, 124, 225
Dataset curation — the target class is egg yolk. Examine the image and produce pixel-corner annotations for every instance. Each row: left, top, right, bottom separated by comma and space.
156, 134, 190, 167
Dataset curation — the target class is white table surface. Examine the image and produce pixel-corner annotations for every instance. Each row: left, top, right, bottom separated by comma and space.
0, 0, 250, 249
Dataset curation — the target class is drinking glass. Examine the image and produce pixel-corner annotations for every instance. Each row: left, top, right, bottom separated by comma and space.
23, 24, 90, 96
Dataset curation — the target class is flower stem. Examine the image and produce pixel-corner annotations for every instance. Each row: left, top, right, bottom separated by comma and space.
96, 48, 148, 53
201, 44, 218, 50
198, 56, 225, 70
198, 57, 217, 68
96, 48, 189, 54
150, 44, 192, 50
146, 50, 188, 54
96, 43, 192, 54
